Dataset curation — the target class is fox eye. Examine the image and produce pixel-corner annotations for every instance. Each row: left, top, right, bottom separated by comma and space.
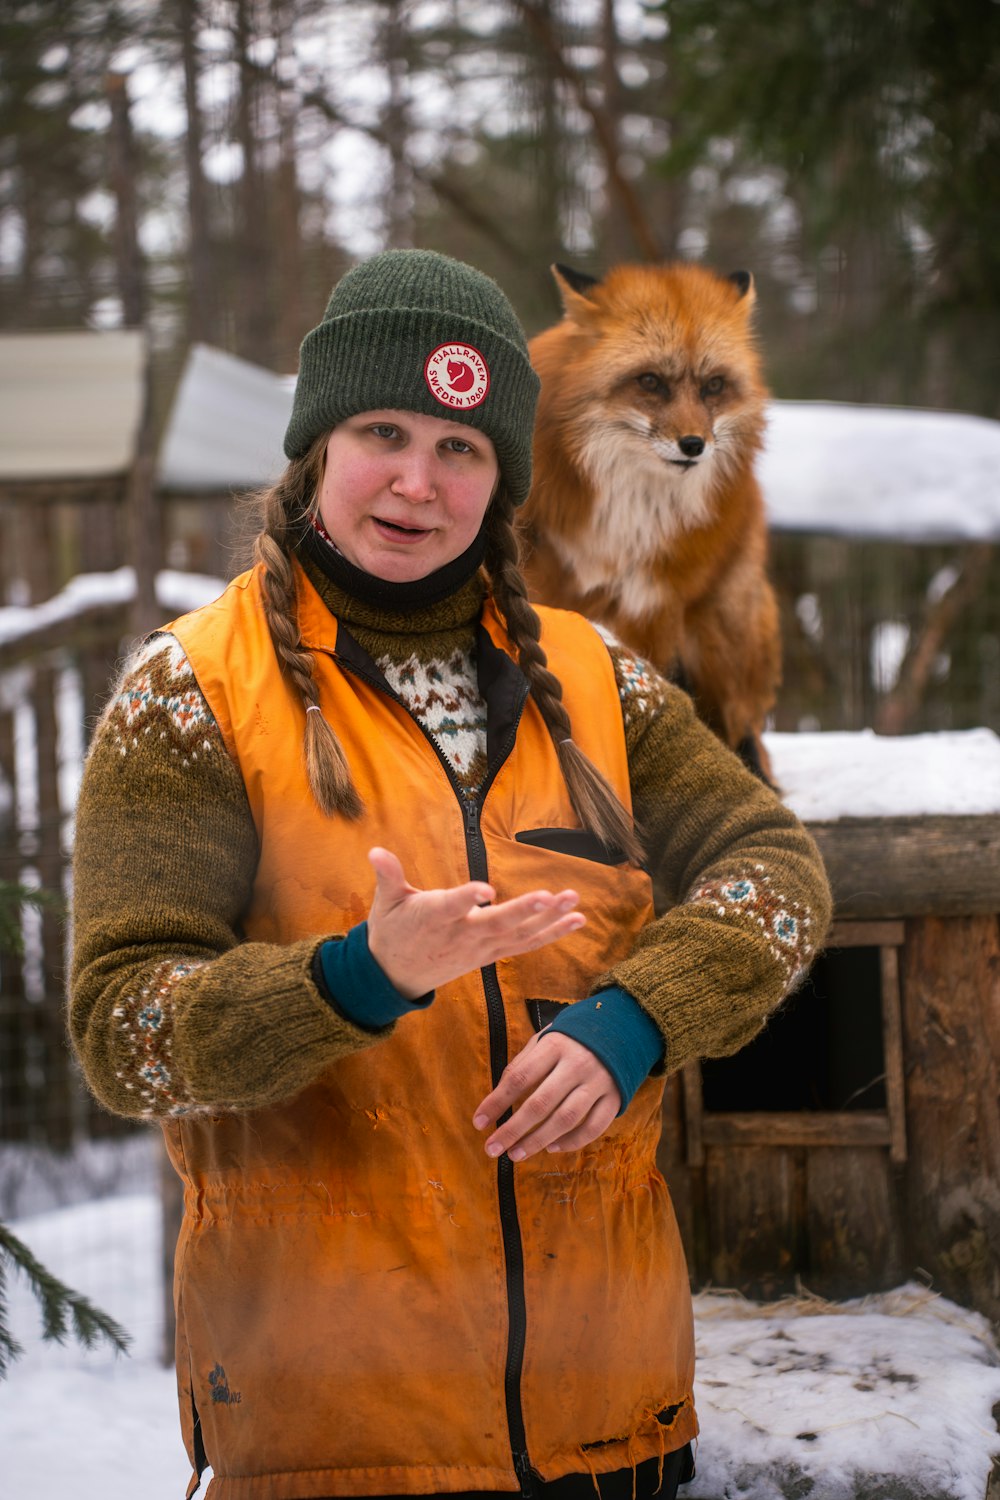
703, 375, 725, 397
637, 372, 663, 394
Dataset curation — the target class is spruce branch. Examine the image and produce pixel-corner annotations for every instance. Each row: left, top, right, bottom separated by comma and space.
0, 881, 65, 957
0, 1221, 131, 1379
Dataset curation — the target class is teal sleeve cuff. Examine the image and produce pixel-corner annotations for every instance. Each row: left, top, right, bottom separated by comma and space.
546, 986, 665, 1115
314, 923, 434, 1031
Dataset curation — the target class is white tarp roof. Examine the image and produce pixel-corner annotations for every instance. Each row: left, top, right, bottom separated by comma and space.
157, 343, 293, 491
156, 343, 1000, 541
759, 400, 1000, 541
0, 329, 145, 480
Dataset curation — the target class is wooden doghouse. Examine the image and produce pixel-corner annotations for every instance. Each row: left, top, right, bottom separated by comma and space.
658, 729, 1000, 1321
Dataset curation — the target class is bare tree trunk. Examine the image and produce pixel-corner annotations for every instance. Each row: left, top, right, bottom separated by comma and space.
233, 0, 273, 365
272, 0, 305, 365
381, 0, 413, 247
535, 0, 564, 259
104, 72, 145, 327
599, 0, 631, 263
178, 0, 218, 347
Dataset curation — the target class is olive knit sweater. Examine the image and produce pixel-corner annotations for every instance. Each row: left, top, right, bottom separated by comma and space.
69, 559, 831, 1119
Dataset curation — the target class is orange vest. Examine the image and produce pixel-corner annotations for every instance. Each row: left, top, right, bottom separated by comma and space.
165, 563, 697, 1500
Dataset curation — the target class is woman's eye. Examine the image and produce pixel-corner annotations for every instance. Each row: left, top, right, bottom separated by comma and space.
370, 424, 399, 439
703, 376, 725, 396
444, 438, 473, 455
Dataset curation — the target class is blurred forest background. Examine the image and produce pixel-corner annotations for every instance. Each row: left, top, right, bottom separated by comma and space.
3, 0, 999, 408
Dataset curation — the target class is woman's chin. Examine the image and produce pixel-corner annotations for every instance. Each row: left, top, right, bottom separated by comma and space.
363, 546, 441, 583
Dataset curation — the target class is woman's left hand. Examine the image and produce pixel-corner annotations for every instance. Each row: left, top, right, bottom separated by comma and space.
472, 1032, 620, 1162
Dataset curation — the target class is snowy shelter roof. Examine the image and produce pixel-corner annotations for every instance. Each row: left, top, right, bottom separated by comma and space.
0, 329, 145, 481
157, 343, 293, 492
760, 400, 1000, 542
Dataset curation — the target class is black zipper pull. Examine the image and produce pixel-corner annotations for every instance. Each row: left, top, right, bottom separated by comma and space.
464, 792, 479, 840
513, 1450, 536, 1499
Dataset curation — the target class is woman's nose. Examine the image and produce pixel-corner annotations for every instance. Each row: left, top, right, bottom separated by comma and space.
390, 449, 437, 501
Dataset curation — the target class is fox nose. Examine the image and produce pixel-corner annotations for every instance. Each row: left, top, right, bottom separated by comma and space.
678, 435, 705, 458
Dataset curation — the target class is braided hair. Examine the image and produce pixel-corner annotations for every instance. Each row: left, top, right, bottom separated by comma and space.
251, 435, 362, 820
251, 458, 642, 865
484, 493, 644, 867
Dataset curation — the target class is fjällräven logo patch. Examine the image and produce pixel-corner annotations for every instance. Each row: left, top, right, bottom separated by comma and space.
208, 1362, 242, 1406
424, 343, 490, 409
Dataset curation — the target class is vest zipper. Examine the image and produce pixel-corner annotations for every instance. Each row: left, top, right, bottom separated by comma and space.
461, 791, 539, 1500
335, 652, 539, 1496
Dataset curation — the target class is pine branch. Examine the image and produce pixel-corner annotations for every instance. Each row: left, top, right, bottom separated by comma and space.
0, 1222, 131, 1380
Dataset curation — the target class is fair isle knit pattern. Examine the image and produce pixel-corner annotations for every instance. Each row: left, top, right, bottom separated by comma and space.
379, 648, 487, 790
102, 634, 219, 766
113, 958, 206, 1116
686, 865, 815, 986
607, 642, 672, 742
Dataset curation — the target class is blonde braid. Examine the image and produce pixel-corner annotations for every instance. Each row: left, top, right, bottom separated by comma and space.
485, 495, 644, 866
250, 438, 363, 819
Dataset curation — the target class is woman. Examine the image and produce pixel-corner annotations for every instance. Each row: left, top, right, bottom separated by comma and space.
70, 250, 831, 1500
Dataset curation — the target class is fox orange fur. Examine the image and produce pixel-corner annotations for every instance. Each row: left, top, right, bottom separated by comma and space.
520, 260, 781, 780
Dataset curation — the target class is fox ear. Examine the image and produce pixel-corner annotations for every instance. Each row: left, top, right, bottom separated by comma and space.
551, 263, 602, 323
728, 269, 754, 301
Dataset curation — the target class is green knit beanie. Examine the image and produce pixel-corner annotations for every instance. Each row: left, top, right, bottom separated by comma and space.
283, 249, 540, 506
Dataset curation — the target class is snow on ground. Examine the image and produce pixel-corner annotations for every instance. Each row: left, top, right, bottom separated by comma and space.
3, 1194, 999, 1500
2, 1195, 191, 1500
765, 727, 1000, 821
688, 1286, 1000, 1500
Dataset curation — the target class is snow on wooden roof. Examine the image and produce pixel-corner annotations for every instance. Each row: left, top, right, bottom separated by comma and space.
760, 400, 1000, 541
0, 329, 145, 481
157, 343, 293, 491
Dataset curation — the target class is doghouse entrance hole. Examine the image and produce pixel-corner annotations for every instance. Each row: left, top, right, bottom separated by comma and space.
700, 946, 887, 1113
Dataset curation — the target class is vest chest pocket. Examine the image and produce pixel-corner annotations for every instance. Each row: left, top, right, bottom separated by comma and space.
514, 826, 642, 870
526, 997, 571, 1032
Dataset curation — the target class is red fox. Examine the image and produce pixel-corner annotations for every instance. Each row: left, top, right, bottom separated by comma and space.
520, 261, 781, 780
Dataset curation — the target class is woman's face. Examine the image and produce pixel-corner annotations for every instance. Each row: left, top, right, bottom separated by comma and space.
317, 409, 500, 583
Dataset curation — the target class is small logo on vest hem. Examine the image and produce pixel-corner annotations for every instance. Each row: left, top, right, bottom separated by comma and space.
424, 343, 490, 409
209, 1362, 242, 1406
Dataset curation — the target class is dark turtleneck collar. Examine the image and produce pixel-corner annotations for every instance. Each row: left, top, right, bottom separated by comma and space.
298, 516, 488, 613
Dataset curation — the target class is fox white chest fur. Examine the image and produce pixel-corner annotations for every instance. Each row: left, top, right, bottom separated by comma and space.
520, 260, 782, 780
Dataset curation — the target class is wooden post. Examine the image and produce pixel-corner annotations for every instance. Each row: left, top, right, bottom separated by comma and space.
900, 914, 1000, 1319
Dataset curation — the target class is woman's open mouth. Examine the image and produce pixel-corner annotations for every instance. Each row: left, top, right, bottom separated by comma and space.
373, 518, 432, 542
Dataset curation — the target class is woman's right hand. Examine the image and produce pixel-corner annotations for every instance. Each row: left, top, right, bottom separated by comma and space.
366, 847, 585, 1000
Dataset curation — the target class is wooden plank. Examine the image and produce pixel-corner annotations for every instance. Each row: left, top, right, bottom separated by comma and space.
805, 1147, 904, 1296
900, 915, 1000, 1321
682, 1060, 704, 1167
880, 945, 908, 1163
705, 1146, 800, 1294
806, 816, 1000, 917
827, 919, 905, 948
701, 1111, 892, 1148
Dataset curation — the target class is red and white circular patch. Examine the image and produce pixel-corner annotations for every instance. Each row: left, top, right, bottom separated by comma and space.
424, 342, 490, 410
